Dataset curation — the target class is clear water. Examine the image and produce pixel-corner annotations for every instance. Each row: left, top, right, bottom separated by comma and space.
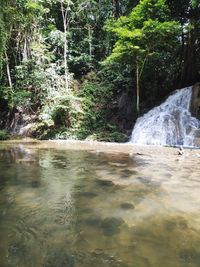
1, 143, 200, 267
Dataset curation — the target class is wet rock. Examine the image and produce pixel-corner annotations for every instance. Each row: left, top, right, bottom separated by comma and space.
179, 248, 200, 264
100, 217, 124, 236
8, 242, 27, 256
165, 217, 188, 231
84, 216, 102, 227
177, 146, 184, 156
109, 162, 127, 167
164, 220, 177, 231
120, 203, 135, 210
194, 134, 200, 147
31, 180, 40, 188
136, 152, 146, 156
44, 250, 128, 267
137, 176, 151, 184
120, 169, 138, 177
44, 250, 75, 267
96, 180, 114, 187
191, 83, 200, 119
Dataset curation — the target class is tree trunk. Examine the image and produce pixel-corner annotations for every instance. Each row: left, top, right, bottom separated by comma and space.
61, 1, 69, 92
88, 25, 92, 59
63, 25, 69, 91
5, 52, 12, 88
112, 0, 121, 18
181, 18, 199, 87
135, 54, 149, 114
136, 64, 140, 114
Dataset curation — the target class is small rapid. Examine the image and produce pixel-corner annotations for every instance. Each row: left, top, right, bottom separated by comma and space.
130, 86, 200, 147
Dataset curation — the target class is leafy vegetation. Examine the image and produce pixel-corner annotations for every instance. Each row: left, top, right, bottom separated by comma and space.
0, 130, 10, 140
0, 0, 200, 141
104, 0, 181, 112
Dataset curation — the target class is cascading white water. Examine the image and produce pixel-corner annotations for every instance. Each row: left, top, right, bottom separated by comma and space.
130, 86, 200, 147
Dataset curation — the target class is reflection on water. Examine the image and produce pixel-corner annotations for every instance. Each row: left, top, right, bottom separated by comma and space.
1, 144, 200, 266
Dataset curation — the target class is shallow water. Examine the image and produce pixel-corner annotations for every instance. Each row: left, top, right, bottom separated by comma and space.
0, 143, 200, 267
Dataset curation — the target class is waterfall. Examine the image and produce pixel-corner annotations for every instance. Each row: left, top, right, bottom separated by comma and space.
130, 86, 200, 147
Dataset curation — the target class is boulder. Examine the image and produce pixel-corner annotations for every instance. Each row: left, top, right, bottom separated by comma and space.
191, 83, 200, 119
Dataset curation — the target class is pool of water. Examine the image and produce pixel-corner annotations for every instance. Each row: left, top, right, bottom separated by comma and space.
0, 142, 200, 267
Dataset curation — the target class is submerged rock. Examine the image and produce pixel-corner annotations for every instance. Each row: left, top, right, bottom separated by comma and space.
165, 217, 188, 231
179, 248, 200, 265
120, 203, 135, 210
100, 217, 124, 236
44, 250, 128, 267
120, 169, 138, 177
44, 250, 75, 267
84, 216, 102, 227
96, 179, 114, 187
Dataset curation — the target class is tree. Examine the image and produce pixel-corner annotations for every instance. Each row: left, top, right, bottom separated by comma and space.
105, 0, 180, 113
0, 6, 7, 78
59, 0, 73, 91
167, 0, 200, 86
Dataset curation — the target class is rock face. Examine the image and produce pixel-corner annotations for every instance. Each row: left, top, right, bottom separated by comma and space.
8, 106, 37, 136
191, 83, 200, 146
191, 83, 200, 119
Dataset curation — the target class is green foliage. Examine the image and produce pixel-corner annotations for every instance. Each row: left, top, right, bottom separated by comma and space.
30, 121, 54, 139
104, 0, 181, 107
0, 86, 11, 99
105, 0, 180, 64
0, 17, 7, 78
166, 0, 200, 85
0, 85, 31, 108
80, 80, 112, 126
1, 85, 31, 107
74, 76, 121, 140
0, 130, 10, 140
11, 90, 32, 107
128, 0, 171, 27
51, 95, 83, 128
34, 73, 126, 142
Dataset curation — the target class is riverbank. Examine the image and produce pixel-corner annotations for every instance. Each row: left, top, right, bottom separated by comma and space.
1, 139, 200, 160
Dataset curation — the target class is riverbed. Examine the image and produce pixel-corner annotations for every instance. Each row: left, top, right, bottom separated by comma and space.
0, 140, 200, 267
